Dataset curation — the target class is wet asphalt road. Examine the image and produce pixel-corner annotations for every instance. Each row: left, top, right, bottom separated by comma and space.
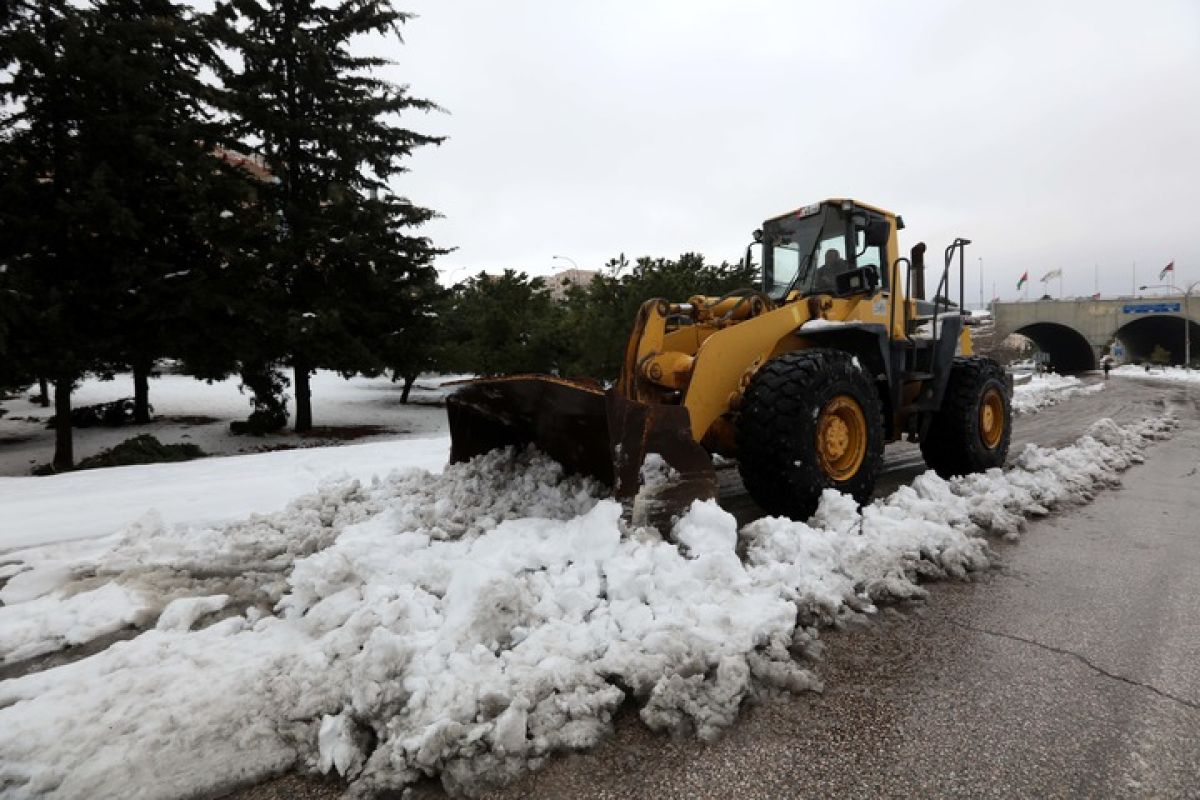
227, 376, 1200, 800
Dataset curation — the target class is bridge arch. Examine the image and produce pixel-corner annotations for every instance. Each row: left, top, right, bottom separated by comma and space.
1115, 315, 1200, 365
1012, 322, 1097, 373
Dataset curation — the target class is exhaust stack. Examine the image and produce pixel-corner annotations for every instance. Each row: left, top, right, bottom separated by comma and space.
911, 242, 927, 300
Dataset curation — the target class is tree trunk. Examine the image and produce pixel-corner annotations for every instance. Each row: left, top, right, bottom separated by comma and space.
400, 374, 416, 404
38, 376, 50, 407
294, 358, 312, 432
132, 361, 151, 423
52, 376, 73, 471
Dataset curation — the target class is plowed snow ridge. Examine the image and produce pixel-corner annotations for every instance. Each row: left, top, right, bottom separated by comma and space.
1011, 373, 1104, 415
0, 415, 1175, 799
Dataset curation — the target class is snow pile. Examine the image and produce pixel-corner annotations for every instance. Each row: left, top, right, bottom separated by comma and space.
0, 449, 601, 665
0, 416, 1175, 799
1011, 372, 1104, 415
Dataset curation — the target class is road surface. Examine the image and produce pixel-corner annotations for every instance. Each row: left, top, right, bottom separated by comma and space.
227, 375, 1200, 800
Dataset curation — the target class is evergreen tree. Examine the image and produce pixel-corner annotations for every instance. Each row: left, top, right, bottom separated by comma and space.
0, 138, 28, 396
438, 271, 566, 376
2, 0, 251, 467
556, 253, 759, 379
215, 0, 442, 432
0, 0, 107, 469
377, 273, 446, 403
77, 0, 247, 423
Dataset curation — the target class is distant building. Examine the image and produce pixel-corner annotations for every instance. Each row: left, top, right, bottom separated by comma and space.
211, 145, 277, 184
548, 268, 597, 299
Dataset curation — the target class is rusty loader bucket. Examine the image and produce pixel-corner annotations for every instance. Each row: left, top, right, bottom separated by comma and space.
446, 375, 717, 528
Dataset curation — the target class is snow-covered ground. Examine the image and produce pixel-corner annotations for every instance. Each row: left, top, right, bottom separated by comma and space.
0, 370, 464, 477
1011, 372, 1105, 415
1111, 364, 1200, 383
0, 437, 450, 551
0, 411, 1175, 799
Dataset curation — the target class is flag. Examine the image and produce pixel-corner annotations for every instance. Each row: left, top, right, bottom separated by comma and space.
1091, 292, 1101, 299
1017, 271, 1028, 289
1041, 269, 1063, 282
1159, 261, 1175, 280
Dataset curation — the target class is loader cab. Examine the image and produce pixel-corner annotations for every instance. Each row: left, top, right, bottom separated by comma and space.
760, 200, 895, 302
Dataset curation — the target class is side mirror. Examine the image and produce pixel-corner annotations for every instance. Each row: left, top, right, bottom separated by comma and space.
865, 217, 891, 247
743, 241, 762, 271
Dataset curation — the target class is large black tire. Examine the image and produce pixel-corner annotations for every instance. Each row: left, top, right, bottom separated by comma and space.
920, 356, 1012, 478
737, 349, 884, 520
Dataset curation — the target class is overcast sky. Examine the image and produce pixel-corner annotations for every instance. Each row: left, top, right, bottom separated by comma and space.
376, 0, 1200, 303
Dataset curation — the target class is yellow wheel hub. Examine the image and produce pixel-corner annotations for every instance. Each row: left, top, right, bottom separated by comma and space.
980, 386, 1005, 449
816, 395, 868, 481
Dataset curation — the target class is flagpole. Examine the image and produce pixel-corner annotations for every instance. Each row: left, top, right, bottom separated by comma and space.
1059, 272, 1063, 299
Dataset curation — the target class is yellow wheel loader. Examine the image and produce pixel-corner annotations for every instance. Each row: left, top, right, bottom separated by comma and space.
447, 198, 1012, 525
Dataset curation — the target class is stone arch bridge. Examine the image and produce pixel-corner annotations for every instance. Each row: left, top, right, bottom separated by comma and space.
992, 297, 1200, 372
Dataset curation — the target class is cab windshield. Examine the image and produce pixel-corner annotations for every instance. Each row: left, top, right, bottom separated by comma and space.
763, 210, 826, 299
761, 204, 887, 301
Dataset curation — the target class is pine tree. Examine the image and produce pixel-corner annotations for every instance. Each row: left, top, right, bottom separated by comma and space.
2, 0, 253, 467
383, 277, 446, 403
215, 0, 443, 432
0, 0, 106, 469
76, 0, 248, 423
439, 271, 566, 376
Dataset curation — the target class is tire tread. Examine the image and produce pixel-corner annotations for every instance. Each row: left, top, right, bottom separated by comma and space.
737, 349, 884, 520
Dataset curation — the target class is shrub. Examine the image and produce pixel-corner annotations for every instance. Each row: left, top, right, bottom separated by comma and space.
73, 434, 205, 470
46, 397, 150, 429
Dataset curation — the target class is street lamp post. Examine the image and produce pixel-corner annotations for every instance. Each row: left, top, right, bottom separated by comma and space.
1139, 280, 1199, 370
978, 257, 983, 310
552, 255, 579, 271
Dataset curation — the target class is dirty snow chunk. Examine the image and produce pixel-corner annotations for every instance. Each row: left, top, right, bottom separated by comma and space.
317, 712, 367, 778
0, 564, 78, 605
156, 594, 230, 632
673, 499, 738, 559
0, 582, 149, 664
638, 453, 680, 488
0, 416, 1175, 799
630, 453, 683, 528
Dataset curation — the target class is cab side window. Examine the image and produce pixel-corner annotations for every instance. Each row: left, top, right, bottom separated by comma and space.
855, 229, 882, 273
